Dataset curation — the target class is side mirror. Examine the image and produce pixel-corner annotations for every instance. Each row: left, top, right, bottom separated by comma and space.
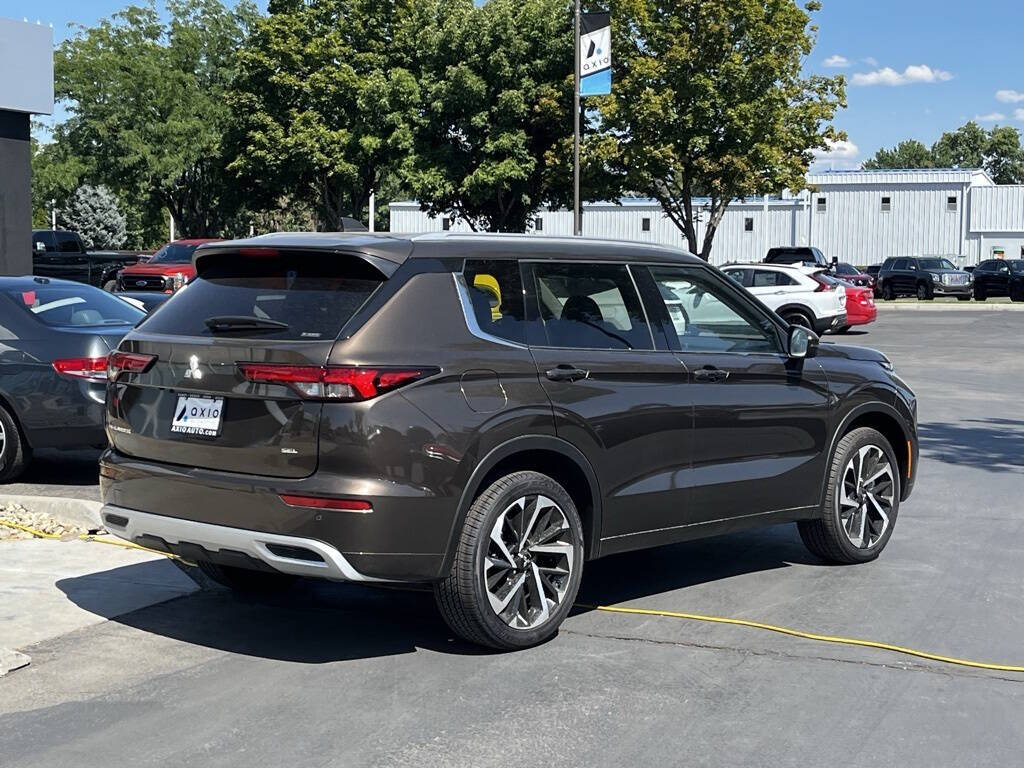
788, 325, 819, 359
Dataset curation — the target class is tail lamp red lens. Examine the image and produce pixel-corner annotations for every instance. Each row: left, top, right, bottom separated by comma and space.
238, 364, 437, 401
280, 495, 372, 512
52, 356, 109, 381
107, 351, 157, 381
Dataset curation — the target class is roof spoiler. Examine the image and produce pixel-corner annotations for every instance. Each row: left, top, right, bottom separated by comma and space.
192, 246, 399, 279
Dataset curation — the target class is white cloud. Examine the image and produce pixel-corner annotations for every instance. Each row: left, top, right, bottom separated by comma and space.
975, 112, 1006, 122
851, 64, 953, 87
996, 89, 1024, 103
811, 139, 860, 170
1016, 108, 1024, 121
823, 54, 850, 68
862, 57, 879, 67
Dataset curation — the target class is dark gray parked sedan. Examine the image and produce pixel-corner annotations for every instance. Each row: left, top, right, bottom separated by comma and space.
0, 276, 144, 482
100, 233, 918, 649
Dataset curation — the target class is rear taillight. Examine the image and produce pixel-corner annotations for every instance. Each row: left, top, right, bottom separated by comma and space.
107, 351, 157, 381
810, 274, 836, 292
53, 357, 109, 381
238, 364, 437, 401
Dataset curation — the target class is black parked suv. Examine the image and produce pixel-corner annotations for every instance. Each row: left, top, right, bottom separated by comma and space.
972, 259, 1024, 301
101, 233, 918, 650
764, 246, 831, 269
877, 256, 973, 301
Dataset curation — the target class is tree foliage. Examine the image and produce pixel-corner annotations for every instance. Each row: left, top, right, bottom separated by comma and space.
863, 121, 1024, 184
59, 185, 128, 249
227, 0, 420, 229
54, 0, 259, 241
595, 0, 845, 259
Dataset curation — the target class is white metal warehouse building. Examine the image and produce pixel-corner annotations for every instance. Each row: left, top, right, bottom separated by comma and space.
389, 169, 1024, 267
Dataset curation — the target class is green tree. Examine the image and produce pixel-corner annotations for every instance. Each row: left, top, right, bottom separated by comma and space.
59, 185, 128, 249
403, 0, 576, 232
862, 140, 933, 170
227, 0, 420, 230
30, 131, 91, 229
54, 0, 259, 241
982, 125, 1024, 184
596, 0, 845, 259
931, 121, 987, 169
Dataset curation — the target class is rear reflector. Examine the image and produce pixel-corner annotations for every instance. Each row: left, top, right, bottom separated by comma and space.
53, 357, 109, 381
239, 364, 437, 401
107, 351, 157, 381
280, 495, 372, 512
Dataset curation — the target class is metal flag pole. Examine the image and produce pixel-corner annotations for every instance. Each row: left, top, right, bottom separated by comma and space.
573, 0, 581, 237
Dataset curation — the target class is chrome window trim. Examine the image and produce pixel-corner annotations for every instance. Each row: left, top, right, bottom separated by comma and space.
452, 273, 529, 349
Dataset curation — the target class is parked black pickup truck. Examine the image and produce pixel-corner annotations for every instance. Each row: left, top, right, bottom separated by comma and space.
32, 230, 146, 290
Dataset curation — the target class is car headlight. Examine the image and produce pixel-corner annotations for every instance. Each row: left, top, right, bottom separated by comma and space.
169, 272, 188, 291
928, 272, 942, 282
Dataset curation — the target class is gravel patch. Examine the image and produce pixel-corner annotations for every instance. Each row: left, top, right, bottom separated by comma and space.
0, 502, 97, 541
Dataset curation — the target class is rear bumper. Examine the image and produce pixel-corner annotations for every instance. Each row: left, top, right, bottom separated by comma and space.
815, 312, 847, 335
102, 504, 389, 582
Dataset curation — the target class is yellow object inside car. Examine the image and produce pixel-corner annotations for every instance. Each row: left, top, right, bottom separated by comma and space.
473, 274, 503, 321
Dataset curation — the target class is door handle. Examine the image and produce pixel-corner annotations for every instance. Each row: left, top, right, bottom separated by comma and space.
693, 367, 729, 383
546, 365, 590, 382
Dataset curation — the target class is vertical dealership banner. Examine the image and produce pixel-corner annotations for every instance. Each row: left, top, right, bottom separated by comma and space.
579, 11, 611, 96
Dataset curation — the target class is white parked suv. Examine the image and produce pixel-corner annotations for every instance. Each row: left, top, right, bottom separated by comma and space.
722, 263, 847, 335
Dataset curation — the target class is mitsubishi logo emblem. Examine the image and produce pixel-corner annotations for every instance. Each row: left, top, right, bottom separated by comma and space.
184, 355, 203, 380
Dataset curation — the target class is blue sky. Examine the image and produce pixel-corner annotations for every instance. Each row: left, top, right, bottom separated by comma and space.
8, 0, 1024, 167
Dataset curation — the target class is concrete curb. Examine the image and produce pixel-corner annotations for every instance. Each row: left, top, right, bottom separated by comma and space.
0, 647, 30, 677
876, 302, 1024, 311
0, 494, 103, 531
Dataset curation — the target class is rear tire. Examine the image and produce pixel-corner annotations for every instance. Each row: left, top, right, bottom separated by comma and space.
782, 309, 814, 330
798, 427, 900, 565
974, 284, 986, 301
916, 282, 933, 301
197, 561, 297, 593
834, 325, 851, 334
0, 405, 30, 483
434, 471, 584, 650
882, 282, 895, 300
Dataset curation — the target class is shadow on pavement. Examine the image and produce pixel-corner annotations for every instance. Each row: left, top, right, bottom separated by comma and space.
13, 448, 103, 488
57, 523, 818, 662
918, 418, 1024, 473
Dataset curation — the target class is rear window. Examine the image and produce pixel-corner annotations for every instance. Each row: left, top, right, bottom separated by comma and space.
138, 251, 385, 341
6, 285, 144, 327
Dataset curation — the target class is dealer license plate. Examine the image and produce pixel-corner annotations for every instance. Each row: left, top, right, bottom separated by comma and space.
170, 395, 224, 437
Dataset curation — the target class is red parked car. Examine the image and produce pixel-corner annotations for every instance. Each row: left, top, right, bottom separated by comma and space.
116, 239, 221, 293
836, 282, 877, 333
834, 262, 875, 290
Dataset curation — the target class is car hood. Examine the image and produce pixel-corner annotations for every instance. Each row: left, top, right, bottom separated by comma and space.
120, 263, 196, 277
817, 343, 890, 365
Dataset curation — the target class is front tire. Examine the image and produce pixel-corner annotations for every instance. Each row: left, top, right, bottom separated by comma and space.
798, 427, 900, 564
434, 471, 584, 650
882, 282, 895, 300
957, 295, 971, 301
0, 405, 30, 483
103, 280, 118, 292
916, 282, 933, 301
834, 325, 851, 334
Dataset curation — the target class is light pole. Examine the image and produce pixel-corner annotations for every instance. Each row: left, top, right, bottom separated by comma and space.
50, 199, 56, 230
573, 0, 581, 237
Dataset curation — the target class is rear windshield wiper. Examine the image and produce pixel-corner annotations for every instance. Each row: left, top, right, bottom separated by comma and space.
205, 315, 290, 332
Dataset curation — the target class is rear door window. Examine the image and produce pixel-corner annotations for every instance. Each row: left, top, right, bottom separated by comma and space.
529, 262, 653, 350
751, 270, 797, 287
139, 251, 385, 341
56, 232, 83, 253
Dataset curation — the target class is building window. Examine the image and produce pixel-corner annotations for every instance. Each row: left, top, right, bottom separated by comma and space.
947, 195, 958, 212
744, 217, 754, 232
442, 217, 451, 231
816, 197, 827, 213
534, 217, 544, 232
881, 196, 891, 212
642, 217, 651, 232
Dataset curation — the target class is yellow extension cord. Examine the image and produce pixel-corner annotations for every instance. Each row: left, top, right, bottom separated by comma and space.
4, 517, 1021, 674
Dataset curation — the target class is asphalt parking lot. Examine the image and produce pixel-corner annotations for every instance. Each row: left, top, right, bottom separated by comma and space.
2, 308, 1023, 767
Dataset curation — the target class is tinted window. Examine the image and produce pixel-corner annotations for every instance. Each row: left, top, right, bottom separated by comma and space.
649, 267, 780, 354
836, 263, 858, 276
33, 232, 56, 253
531, 263, 652, 350
140, 252, 384, 341
881, 259, 895, 270
150, 243, 202, 264
751, 270, 797, 287
56, 232, 83, 253
1009, 260, 1024, 273
6, 285, 143, 327
891, 259, 907, 270
463, 259, 527, 344
918, 258, 955, 270
723, 268, 751, 287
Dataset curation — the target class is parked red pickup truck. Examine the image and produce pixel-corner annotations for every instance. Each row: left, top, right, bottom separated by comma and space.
116, 239, 221, 293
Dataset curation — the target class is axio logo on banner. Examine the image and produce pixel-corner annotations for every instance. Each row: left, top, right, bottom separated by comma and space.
580, 11, 611, 96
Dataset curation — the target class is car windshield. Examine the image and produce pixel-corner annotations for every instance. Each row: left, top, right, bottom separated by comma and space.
918, 258, 956, 270
6, 285, 145, 327
149, 243, 201, 264
836, 263, 858, 275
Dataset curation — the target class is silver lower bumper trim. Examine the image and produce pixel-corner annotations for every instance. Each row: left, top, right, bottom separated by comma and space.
101, 504, 387, 582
